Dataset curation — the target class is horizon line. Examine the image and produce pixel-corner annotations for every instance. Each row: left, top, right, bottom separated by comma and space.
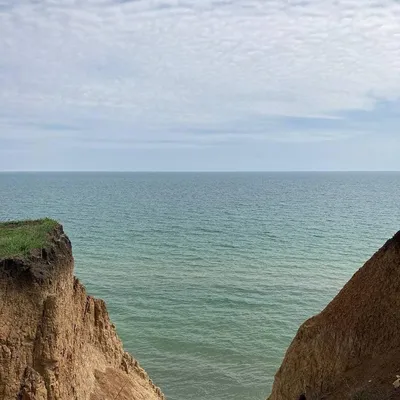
1, 170, 400, 173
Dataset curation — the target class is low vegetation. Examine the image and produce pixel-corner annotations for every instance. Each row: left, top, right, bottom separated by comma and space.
0, 218, 58, 259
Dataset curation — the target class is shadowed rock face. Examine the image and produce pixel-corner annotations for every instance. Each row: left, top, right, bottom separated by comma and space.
0, 223, 164, 400
268, 232, 400, 400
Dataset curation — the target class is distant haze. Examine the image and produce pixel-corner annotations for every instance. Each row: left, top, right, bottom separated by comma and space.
1, 0, 400, 171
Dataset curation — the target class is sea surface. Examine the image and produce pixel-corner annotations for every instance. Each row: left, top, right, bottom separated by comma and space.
1, 172, 399, 400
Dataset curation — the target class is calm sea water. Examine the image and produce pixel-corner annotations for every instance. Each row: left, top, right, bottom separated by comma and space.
1, 172, 399, 399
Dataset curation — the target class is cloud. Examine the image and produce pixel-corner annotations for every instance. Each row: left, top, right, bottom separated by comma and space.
1, 0, 400, 169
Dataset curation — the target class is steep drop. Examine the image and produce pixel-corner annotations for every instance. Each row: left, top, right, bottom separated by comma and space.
268, 231, 400, 400
0, 220, 164, 400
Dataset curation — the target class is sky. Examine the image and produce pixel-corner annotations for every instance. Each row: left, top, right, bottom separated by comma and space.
1, 0, 400, 171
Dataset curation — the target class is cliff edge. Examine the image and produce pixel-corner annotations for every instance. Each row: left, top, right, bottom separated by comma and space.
0, 219, 164, 400
268, 231, 400, 400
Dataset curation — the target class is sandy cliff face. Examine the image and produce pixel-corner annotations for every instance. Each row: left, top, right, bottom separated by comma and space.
0, 224, 164, 400
268, 231, 400, 400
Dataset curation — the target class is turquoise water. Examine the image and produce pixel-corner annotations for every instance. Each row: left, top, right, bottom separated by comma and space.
1, 172, 400, 400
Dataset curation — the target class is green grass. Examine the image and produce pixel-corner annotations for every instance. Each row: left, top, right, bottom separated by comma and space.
0, 218, 58, 259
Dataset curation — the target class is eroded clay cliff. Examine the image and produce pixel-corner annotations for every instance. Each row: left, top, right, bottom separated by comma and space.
268, 231, 400, 400
0, 223, 164, 400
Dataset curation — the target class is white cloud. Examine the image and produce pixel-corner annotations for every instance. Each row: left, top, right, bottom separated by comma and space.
1, 0, 400, 148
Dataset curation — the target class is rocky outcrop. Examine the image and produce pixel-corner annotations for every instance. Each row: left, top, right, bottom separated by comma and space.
268, 231, 400, 400
0, 223, 164, 400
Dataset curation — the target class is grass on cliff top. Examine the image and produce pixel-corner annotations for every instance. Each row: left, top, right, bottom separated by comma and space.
0, 218, 58, 259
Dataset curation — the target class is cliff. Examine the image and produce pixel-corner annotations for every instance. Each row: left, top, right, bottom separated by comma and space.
268, 231, 400, 400
0, 219, 164, 400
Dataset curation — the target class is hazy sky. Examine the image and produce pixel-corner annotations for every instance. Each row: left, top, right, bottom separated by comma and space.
1, 0, 400, 171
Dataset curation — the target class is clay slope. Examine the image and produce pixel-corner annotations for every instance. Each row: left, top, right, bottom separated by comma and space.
0, 223, 164, 400
268, 231, 400, 400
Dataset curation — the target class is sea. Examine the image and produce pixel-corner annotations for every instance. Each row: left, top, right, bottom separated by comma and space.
1, 172, 399, 400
